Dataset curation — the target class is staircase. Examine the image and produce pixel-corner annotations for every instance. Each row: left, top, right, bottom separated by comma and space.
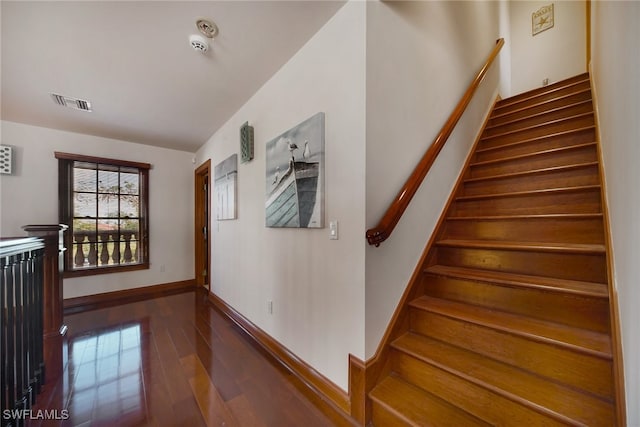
369, 73, 619, 426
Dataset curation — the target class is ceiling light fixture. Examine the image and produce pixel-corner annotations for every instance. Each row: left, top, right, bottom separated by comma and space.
196, 19, 218, 38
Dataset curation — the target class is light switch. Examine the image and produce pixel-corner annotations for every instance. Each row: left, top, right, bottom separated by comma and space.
329, 220, 338, 240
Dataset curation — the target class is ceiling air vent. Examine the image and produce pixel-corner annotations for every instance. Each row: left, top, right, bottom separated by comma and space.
50, 93, 92, 112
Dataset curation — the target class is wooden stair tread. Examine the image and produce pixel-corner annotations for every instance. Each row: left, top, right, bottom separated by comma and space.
436, 239, 605, 254
391, 333, 614, 425
456, 184, 601, 201
491, 88, 592, 122
485, 99, 593, 131
409, 296, 612, 358
475, 126, 595, 154
446, 213, 603, 221
480, 113, 594, 142
496, 82, 590, 112
370, 73, 618, 427
424, 264, 608, 297
465, 162, 598, 184
495, 74, 590, 110
470, 143, 597, 168
370, 375, 490, 426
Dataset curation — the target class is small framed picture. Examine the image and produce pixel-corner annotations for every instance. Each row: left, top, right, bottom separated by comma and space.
532, 4, 554, 36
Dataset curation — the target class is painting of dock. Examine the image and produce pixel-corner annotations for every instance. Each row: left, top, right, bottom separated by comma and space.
265, 113, 324, 228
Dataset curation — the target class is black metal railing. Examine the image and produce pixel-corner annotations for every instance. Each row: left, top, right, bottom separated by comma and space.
1, 238, 46, 427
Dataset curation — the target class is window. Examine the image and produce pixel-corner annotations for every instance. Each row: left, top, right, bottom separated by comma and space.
56, 152, 150, 277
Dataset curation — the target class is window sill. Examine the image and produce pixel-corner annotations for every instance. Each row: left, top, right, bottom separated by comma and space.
63, 262, 149, 279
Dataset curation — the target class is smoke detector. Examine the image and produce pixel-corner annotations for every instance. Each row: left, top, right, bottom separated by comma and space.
189, 34, 209, 53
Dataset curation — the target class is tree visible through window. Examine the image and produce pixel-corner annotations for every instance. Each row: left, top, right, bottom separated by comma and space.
56, 152, 150, 276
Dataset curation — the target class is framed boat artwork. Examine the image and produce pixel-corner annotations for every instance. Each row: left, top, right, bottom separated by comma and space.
265, 112, 325, 228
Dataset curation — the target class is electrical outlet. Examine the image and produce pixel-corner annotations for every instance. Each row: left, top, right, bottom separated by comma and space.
267, 300, 273, 314
160, 264, 165, 272
542, 78, 549, 86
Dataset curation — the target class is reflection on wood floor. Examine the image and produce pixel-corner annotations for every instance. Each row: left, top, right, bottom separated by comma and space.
28, 290, 334, 426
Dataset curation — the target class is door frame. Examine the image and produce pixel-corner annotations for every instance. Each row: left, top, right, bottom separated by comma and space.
194, 160, 211, 291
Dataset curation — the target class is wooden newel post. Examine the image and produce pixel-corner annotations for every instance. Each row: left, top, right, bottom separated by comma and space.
22, 224, 68, 384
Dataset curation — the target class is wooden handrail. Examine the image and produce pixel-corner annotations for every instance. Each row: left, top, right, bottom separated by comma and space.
366, 38, 504, 246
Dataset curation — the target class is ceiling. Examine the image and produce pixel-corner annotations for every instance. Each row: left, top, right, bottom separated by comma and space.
1, 1, 345, 152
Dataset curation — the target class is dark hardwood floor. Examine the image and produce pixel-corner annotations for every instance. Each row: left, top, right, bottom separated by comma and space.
27, 290, 336, 427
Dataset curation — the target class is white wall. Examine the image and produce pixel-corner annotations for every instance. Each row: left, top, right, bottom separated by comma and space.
591, 2, 640, 425
499, 0, 513, 97
510, 1, 586, 95
195, 2, 365, 391
364, 1, 501, 358
0, 121, 195, 299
